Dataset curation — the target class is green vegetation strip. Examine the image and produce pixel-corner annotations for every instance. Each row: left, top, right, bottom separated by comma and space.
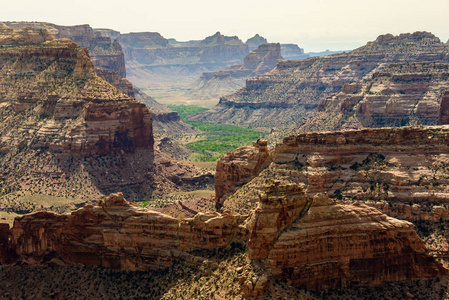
185, 122, 263, 162
167, 104, 209, 119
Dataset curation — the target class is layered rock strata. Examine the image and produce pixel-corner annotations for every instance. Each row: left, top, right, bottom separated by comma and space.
3, 22, 126, 77
1, 193, 247, 269
120, 31, 249, 87
218, 125, 449, 215
188, 32, 449, 130
299, 62, 449, 132
192, 43, 282, 96
0, 26, 209, 203
247, 182, 444, 290
215, 139, 270, 207
0, 187, 444, 294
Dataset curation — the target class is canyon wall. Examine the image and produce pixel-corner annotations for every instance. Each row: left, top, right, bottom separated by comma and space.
0, 187, 444, 295
2, 22, 126, 78
192, 43, 283, 97
0, 25, 209, 203
298, 62, 449, 133
218, 126, 449, 216
119, 31, 250, 87
188, 32, 449, 130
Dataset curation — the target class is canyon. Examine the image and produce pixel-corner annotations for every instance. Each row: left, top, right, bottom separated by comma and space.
188, 32, 449, 131
1, 22, 449, 299
288, 61, 449, 134
0, 22, 193, 137
192, 43, 283, 98
0, 25, 211, 219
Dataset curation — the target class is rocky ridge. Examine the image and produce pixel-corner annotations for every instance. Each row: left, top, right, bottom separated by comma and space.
188, 32, 449, 131
192, 43, 283, 97
217, 126, 449, 218
3, 22, 126, 78
297, 61, 449, 133
0, 26, 211, 207
0, 186, 444, 296
119, 31, 249, 87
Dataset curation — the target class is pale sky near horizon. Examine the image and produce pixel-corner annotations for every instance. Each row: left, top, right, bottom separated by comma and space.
1, 0, 448, 52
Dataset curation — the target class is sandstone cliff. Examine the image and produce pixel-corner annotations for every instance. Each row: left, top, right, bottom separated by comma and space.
218, 126, 449, 219
191, 43, 282, 97
3, 22, 126, 78
298, 62, 449, 133
188, 32, 449, 130
245, 182, 444, 292
120, 31, 249, 87
0, 188, 444, 296
0, 26, 211, 207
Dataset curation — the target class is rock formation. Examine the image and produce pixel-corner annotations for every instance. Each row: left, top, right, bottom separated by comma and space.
217, 125, 449, 217
298, 62, 449, 132
280, 44, 308, 60
245, 34, 307, 59
119, 31, 249, 87
0, 25, 211, 206
215, 139, 270, 207
3, 22, 126, 78
245, 34, 268, 51
0, 187, 444, 295
188, 32, 449, 131
1, 193, 247, 269
192, 43, 282, 97
246, 182, 444, 290
439, 91, 449, 125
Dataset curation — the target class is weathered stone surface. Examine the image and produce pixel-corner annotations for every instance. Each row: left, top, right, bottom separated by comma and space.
120, 31, 249, 87
190, 32, 449, 130
215, 139, 270, 207
218, 125, 449, 234
192, 43, 282, 97
298, 62, 449, 133
95, 68, 134, 97
248, 182, 445, 290
3, 193, 247, 269
0, 26, 152, 157
1, 188, 444, 294
3, 22, 126, 78
0, 26, 210, 203
439, 91, 449, 125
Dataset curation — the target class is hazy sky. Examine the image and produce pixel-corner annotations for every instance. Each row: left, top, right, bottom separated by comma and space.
2, 0, 448, 52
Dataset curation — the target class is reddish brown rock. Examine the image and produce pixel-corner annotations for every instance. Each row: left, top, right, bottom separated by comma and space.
248, 182, 445, 290
299, 62, 449, 133
215, 139, 271, 207
6, 193, 246, 269
189, 32, 449, 130
3, 22, 126, 78
192, 43, 282, 96
439, 91, 449, 125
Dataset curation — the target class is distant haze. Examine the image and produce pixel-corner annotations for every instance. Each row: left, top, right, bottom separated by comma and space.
2, 0, 448, 52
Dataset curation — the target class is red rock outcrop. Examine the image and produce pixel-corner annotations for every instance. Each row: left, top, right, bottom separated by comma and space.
189, 32, 449, 130
0, 26, 153, 157
247, 182, 445, 290
215, 139, 270, 207
1, 193, 247, 269
298, 62, 449, 133
192, 43, 282, 96
0, 188, 444, 295
218, 125, 449, 217
3, 22, 126, 78
0, 26, 211, 203
439, 91, 449, 125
